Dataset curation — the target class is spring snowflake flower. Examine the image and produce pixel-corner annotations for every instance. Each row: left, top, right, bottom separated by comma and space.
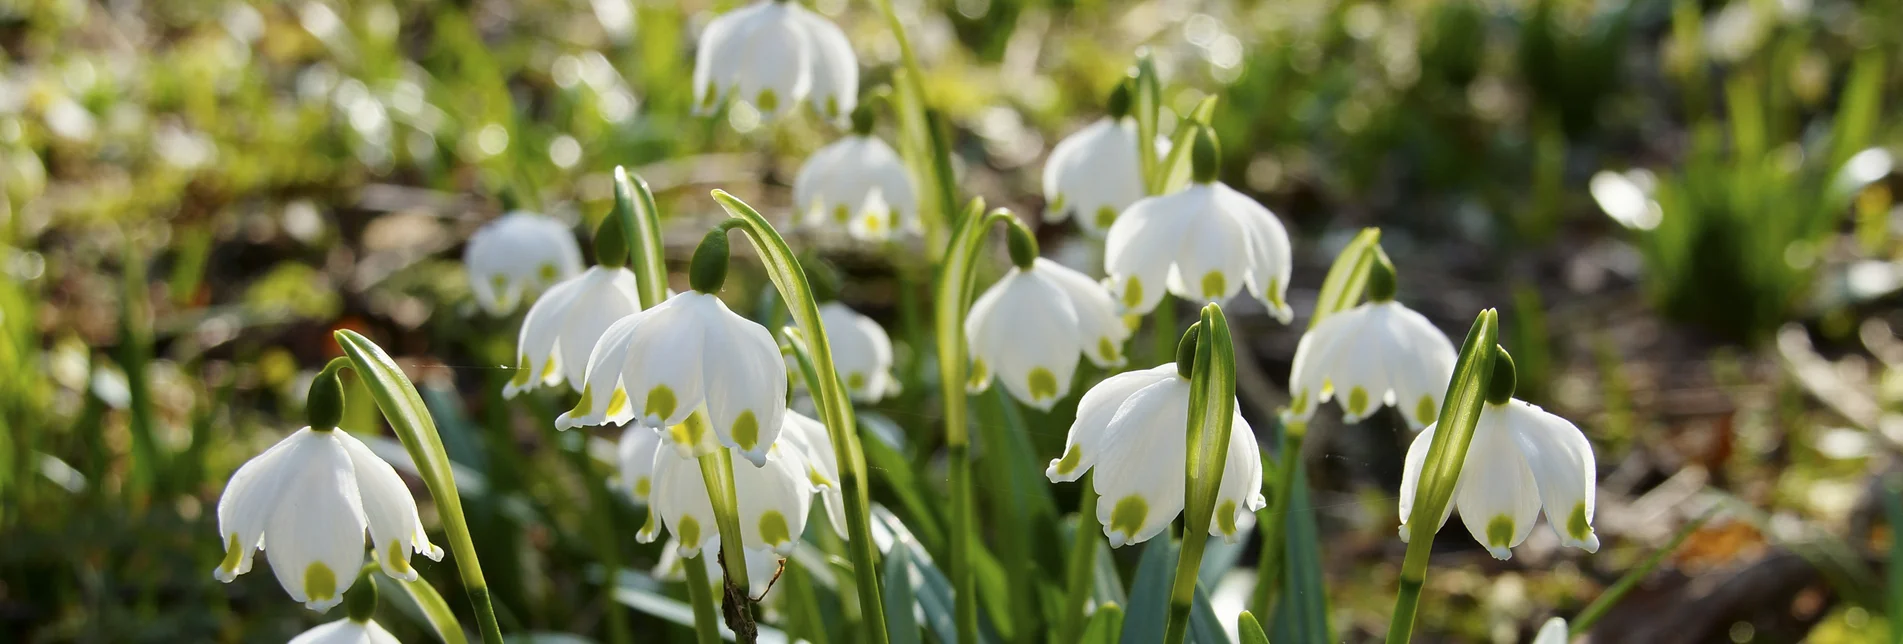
693, 0, 857, 120
639, 429, 818, 557
1399, 356, 1599, 560
464, 211, 583, 315
1046, 363, 1265, 547
616, 423, 665, 503
502, 265, 642, 398
1103, 127, 1292, 321
1043, 84, 1154, 237
289, 618, 400, 644
793, 107, 917, 241
213, 427, 442, 611
1284, 259, 1456, 430
966, 226, 1131, 409
623, 411, 846, 538
817, 302, 898, 402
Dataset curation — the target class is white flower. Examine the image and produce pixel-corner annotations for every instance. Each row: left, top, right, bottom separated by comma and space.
559, 291, 788, 466
464, 211, 584, 315
778, 410, 847, 536
816, 302, 898, 401
639, 429, 817, 557
1285, 299, 1457, 430
1399, 399, 1600, 560
288, 618, 401, 644
616, 423, 665, 504
214, 428, 443, 611
1103, 154, 1292, 321
1044, 116, 1149, 236
1588, 169, 1661, 231
793, 134, 917, 241
966, 257, 1131, 410
1531, 617, 1569, 644
503, 266, 643, 398
1046, 364, 1265, 547
693, 0, 857, 120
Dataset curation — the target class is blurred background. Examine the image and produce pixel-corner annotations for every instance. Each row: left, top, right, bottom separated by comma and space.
1, 0, 1900, 641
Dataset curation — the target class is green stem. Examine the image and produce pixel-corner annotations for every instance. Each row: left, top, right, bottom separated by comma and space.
559, 433, 632, 644
1163, 305, 1238, 644
1385, 578, 1424, 644
713, 191, 888, 643
1248, 431, 1303, 618
683, 554, 722, 644
697, 448, 754, 629
1056, 478, 1101, 643
1162, 528, 1209, 644
334, 330, 505, 644
613, 167, 668, 308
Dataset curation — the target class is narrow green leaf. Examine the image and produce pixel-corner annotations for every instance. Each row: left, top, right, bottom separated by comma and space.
1132, 54, 1162, 192
1120, 537, 1176, 644
1186, 584, 1227, 644
613, 167, 668, 309
1154, 97, 1221, 195
1568, 509, 1714, 635
1168, 304, 1237, 644
377, 570, 471, 644
870, 504, 998, 644
1268, 458, 1329, 643
1082, 604, 1124, 644
1309, 229, 1382, 330
884, 542, 923, 644
1237, 611, 1270, 644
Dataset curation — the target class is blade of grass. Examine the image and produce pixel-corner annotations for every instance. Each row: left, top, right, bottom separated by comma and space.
377, 570, 473, 644
884, 541, 922, 644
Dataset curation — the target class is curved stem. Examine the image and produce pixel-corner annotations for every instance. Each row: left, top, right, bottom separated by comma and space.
334, 330, 505, 644
712, 191, 888, 644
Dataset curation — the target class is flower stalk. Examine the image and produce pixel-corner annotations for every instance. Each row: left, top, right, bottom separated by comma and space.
712, 190, 889, 644
1163, 304, 1238, 644
333, 329, 503, 644
1385, 310, 1500, 644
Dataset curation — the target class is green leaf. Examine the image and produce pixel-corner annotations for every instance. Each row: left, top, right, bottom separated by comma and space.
1568, 509, 1715, 635
1238, 611, 1270, 644
870, 505, 999, 644
884, 544, 923, 644
1268, 459, 1329, 643
377, 570, 471, 644
1167, 304, 1237, 644
1120, 537, 1175, 644
612, 167, 668, 309
1082, 604, 1125, 644
611, 569, 789, 642
1154, 97, 1221, 195
1132, 54, 1162, 192
1308, 229, 1383, 330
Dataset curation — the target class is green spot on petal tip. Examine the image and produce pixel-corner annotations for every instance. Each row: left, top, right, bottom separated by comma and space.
1028, 367, 1059, 401
1109, 496, 1148, 542
759, 510, 791, 547
645, 385, 677, 422
303, 562, 337, 604
1055, 444, 1083, 476
732, 411, 759, 451
1487, 515, 1515, 549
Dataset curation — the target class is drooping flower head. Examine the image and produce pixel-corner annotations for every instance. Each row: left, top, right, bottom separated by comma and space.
694, 0, 858, 120
793, 257, 899, 402
794, 105, 918, 241
1285, 251, 1456, 430
1046, 358, 1265, 547
966, 217, 1132, 409
465, 211, 584, 315
560, 227, 788, 466
214, 369, 442, 611
1399, 352, 1599, 560
504, 215, 642, 398
1104, 126, 1292, 322
1044, 82, 1153, 236
636, 411, 846, 557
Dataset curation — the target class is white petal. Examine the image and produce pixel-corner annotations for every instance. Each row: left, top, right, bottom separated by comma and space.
1162, 186, 1252, 305
794, 140, 854, 226
1047, 365, 1175, 482
1209, 413, 1267, 542
780, 411, 846, 536
1531, 617, 1570, 644
262, 431, 368, 611
698, 297, 789, 466
1453, 408, 1543, 560
1216, 183, 1293, 323
789, 3, 857, 120
557, 312, 643, 430
619, 294, 709, 429
503, 274, 586, 398
1104, 190, 1196, 315
818, 303, 897, 401
691, 2, 752, 112
1285, 304, 1365, 423
1091, 377, 1191, 547
465, 212, 583, 315
725, 3, 812, 118
617, 424, 666, 504
287, 619, 402, 644
1046, 118, 1148, 236
1503, 400, 1600, 552
556, 267, 644, 389
1397, 421, 1457, 544
647, 448, 718, 556
1035, 258, 1131, 367
335, 432, 440, 582
1378, 302, 1458, 429
733, 443, 816, 554
215, 429, 304, 582
966, 269, 1083, 410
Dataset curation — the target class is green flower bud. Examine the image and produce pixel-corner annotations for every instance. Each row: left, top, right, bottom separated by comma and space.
689, 227, 732, 294
1366, 246, 1397, 302
1175, 322, 1202, 379
1191, 125, 1221, 184
1486, 345, 1517, 405
594, 211, 629, 268
1107, 81, 1134, 120
344, 569, 378, 623
1005, 215, 1039, 270
306, 361, 346, 432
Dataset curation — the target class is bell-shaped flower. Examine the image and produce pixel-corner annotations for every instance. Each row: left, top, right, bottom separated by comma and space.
639, 431, 817, 557
561, 230, 787, 466
1399, 357, 1600, 560
616, 422, 665, 504
794, 107, 917, 242
288, 618, 401, 644
1046, 364, 1265, 547
817, 302, 898, 401
465, 211, 584, 315
693, 0, 858, 120
1531, 617, 1569, 644
777, 410, 847, 536
1104, 127, 1292, 322
1284, 259, 1456, 430
1044, 84, 1153, 236
213, 427, 443, 611
502, 265, 642, 398
967, 224, 1131, 410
